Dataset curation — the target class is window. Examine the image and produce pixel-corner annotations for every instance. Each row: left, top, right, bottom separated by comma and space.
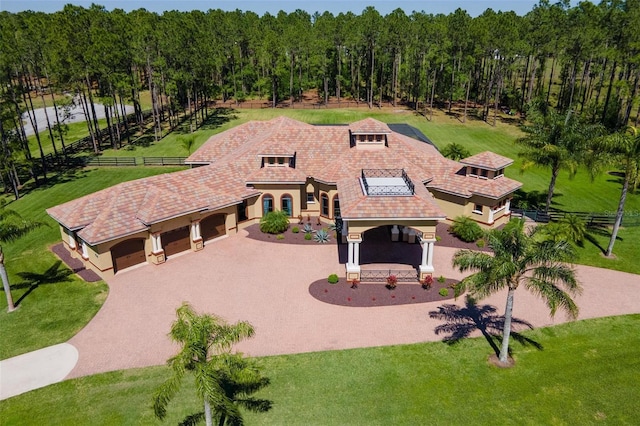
470, 167, 478, 176
473, 204, 483, 214
262, 195, 274, 216
375, 134, 382, 142
496, 168, 504, 178
237, 200, 248, 222
281, 195, 293, 217
267, 157, 275, 166
306, 192, 315, 203
277, 157, 285, 166
480, 169, 488, 178
367, 134, 374, 142
321, 193, 329, 216
332, 195, 340, 218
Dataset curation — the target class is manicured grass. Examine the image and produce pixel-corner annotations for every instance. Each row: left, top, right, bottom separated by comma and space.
0, 167, 184, 359
575, 226, 640, 274
1, 315, 638, 424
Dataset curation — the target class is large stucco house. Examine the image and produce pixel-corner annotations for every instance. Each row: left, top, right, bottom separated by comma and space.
47, 116, 521, 282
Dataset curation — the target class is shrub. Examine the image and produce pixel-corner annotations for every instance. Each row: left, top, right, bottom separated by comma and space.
476, 239, 486, 248
314, 229, 330, 243
422, 275, 433, 289
303, 224, 314, 234
292, 226, 300, 233
276, 234, 285, 240
439, 288, 449, 297
386, 275, 398, 289
304, 233, 312, 241
327, 274, 339, 284
437, 275, 446, 284
260, 210, 289, 234
450, 216, 484, 242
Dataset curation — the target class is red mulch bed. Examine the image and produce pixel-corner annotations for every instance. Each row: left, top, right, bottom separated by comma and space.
51, 243, 102, 282
309, 278, 460, 307
244, 222, 337, 245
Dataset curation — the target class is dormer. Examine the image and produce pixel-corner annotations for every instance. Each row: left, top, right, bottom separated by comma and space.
349, 118, 391, 149
259, 152, 296, 168
459, 151, 513, 180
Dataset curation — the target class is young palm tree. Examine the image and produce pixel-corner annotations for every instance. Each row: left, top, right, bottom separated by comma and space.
0, 207, 43, 312
588, 126, 640, 256
518, 104, 603, 212
441, 142, 471, 161
452, 219, 581, 365
153, 302, 263, 426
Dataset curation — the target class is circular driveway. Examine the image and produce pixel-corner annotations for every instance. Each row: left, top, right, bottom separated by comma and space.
67, 230, 640, 379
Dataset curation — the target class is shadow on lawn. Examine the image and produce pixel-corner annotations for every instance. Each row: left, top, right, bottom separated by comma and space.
11, 260, 73, 307
429, 296, 543, 356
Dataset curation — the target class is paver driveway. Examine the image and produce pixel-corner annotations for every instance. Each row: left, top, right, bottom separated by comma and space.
67, 229, 640, 379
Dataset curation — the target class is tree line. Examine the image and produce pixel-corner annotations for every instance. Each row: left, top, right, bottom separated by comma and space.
1, 1, 639, 195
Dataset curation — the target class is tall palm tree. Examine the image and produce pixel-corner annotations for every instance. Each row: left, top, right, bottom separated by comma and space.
518, 103, 603, 212
452, 219, 581, 365
588, 126, 640, 256
0, 207, 42, 312
153, 302, 263, 426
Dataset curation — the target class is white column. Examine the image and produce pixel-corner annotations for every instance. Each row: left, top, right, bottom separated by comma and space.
420, 241, 428, 267
505, 199, 511, 213
353, 242, 360, 266
81, 240, 89, 260
191, 221, 202, 240
68, 230, 76, 250
488, 208, 495, 224
419, 239, 435, 276
152, 233, 162, 253
391, 225, 400, 242
427, 241, 434, 268
347, 241, 354, 265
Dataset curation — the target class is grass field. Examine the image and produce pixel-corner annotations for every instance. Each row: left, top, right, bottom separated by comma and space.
0, 167, 185, 359
1, 314, 638, 424
2, 105, 638, 361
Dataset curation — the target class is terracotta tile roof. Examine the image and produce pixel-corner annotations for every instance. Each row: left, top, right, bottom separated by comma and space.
48, 116, 520, 245
460, 151, 514, 170
349, 118, 392, 134
337, 174, 446, 220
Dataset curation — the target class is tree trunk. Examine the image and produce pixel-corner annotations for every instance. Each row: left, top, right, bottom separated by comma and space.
0, 249, 16, 312
499, 287, 515, 363
602, 60, 618, 123
204, 398, 213, 426
545, 162, 560, 212
606, 172, 629, 256
546, 55, 556, 105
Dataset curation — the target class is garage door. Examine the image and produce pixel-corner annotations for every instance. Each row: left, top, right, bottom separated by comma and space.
162, 226, 191, 257
111, 239, 146, 273
201, 214, 226, 242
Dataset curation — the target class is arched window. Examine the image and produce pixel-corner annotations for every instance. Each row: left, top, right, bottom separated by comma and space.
281, 194, 293, 217
262, 194, 274, 216
332, 195, 340, 218
321, 193, 329, 217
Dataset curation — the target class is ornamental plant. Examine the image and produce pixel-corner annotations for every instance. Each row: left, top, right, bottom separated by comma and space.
327, 274, 339, 284
386, 274, 398, 289
450, 215, 484, 242
260, 210, 289, 234
422, 275, 434, 289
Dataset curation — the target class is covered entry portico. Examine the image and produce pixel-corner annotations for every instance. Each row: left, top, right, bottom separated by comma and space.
337, 169, 447, 283
343, 220, 439, 283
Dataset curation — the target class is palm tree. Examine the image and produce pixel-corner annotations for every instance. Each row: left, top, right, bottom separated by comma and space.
518, 103, 603, 212
588, 126, 640, 256
0, 207, 42, 312
441, 142, 471, 161
153, 302, 264, 426
452, 219, 581, 365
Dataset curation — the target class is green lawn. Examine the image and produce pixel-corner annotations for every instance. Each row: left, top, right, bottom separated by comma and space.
1, 315, 638, 425
0, 167, 185, 359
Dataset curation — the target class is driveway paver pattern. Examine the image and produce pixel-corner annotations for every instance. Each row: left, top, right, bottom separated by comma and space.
67, 230, 640, 379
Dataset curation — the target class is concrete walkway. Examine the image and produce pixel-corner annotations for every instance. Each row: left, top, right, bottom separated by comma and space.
0, 343, 78, 400
2, 230, 639, 399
